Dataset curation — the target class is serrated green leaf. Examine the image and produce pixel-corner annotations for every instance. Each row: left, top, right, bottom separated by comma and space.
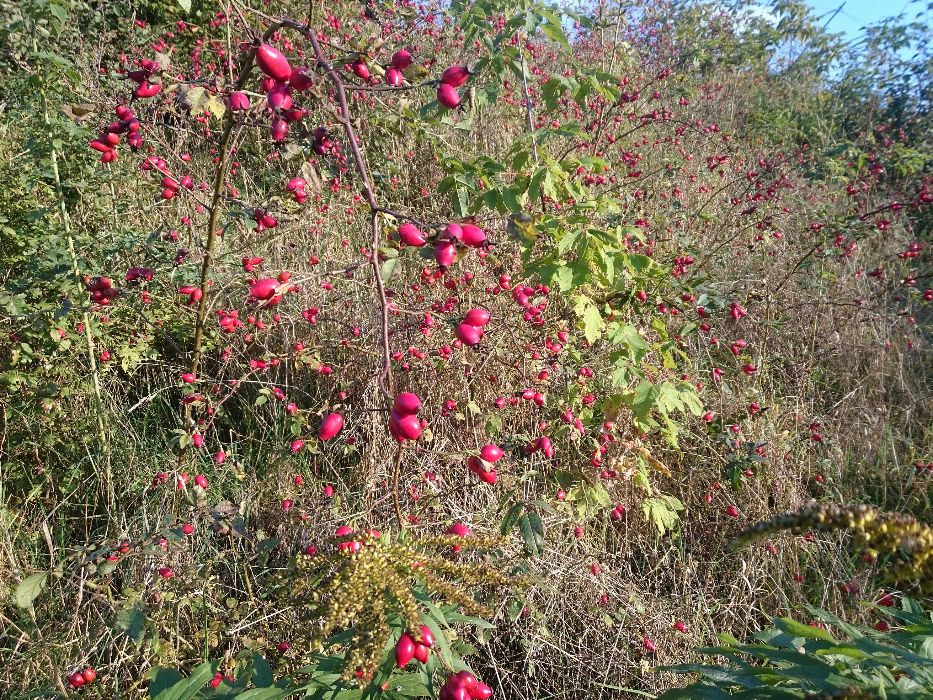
581, 303, 603, 344
501, 501, 524, 535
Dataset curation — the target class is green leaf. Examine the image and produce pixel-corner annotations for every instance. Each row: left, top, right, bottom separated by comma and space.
450, 187, 469, 217
581, 302, 603, 344
148, 669, 183, 698
539, 13, 570, 49
236, 689, 291, 700
630, 381, 661, 422
500, 501, 524, 535
385, 674, 431, 697
115, 602, 148, 643
552, 265, 573, 292
642, 496, 683, 536
251, 652, 274, 687
15, 572, 47, 609
528, 167, 548, 202
541, 170, 559, 201
381, 256, 399, 284
49, 3, 68, 23
541, 78, 567, 112
151, 661, 217, 700
501, 186, 523, 213
772, 617, 837, 643
177, 0, 192, 11
518, 512, 545, 556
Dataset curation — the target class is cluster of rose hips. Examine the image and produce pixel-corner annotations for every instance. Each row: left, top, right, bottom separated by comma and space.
394, 624, 435, 667
285, 176, 307, 203
216, 308, 244, 333
125, 57, 162, 99
176, 284, 202, 306
467, 444, 504, 484
67, 667, 96, 689
247, 272, 295, 306
150, 471, 208, 490
385, 49, 412, 86
84, 276, 118, 305
439, 671, 493, 700
208, 670, 235, 689
87, 104, 140, 163
388, 392, 426, 441
249, 44, 316, 141
139, 155, 195, 200
310, 126, 336, 156
158, 172, 194, 200
436, 65, 472, 109
397, 221, 488, 272
124, 266, 153, 283
334, 524, 381, 553
455, 307, 491, 347
252, 208, 279, 232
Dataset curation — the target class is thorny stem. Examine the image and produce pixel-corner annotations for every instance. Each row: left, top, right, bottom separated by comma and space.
180, 11, 402, 476
187, 35, 266, 380
177, 31, 264, 470
297, 23, 395, 400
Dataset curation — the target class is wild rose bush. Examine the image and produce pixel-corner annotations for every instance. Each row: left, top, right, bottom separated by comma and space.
0, 0, 930, 697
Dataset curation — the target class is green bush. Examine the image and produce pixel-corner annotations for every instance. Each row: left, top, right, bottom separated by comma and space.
660, 599, 933, 699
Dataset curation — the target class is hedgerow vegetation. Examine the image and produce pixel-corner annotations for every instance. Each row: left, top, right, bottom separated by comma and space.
0, 0, 930, 698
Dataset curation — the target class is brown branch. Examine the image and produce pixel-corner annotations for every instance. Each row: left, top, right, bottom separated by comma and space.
288, 19, 395, 400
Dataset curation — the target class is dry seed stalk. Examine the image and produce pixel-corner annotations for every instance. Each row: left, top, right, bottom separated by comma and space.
733, 503, 932, 591
284, 531, 530, 679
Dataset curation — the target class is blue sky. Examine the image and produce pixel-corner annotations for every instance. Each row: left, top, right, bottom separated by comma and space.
805, 0, 924, 38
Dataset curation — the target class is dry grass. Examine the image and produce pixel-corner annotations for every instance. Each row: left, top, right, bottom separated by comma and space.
0, 0, 930, 698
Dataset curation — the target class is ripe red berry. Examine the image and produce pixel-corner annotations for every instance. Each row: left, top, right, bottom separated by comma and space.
479, 444, 503, 462
455, 323, 484, 346
441, 65, 471, 87
464, 307, 490, 326
391, 49, 413, 70
319, 412, 345, 441
256, 44, 292, 82
412, 642, 429, 664
398, 223, 426, 247
437, 83, 461, 109
395, 633, 416, 667
393, 392, 421, 415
